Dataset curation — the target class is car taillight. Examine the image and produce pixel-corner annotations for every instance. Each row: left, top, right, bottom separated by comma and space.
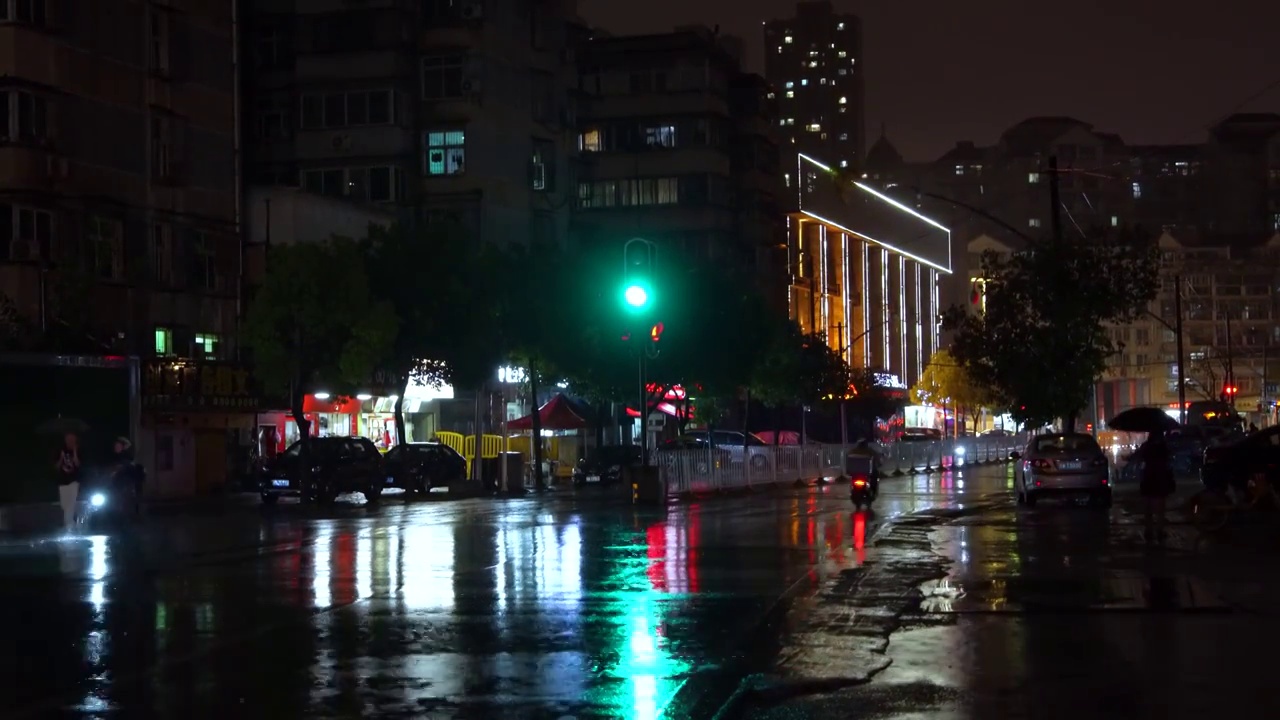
1031, 459, 1052, 470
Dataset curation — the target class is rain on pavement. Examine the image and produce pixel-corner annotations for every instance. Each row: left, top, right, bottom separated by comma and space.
2, 464, 1278, 719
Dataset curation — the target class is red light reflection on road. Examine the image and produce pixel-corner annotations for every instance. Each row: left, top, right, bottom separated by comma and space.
853, 511, 867, 565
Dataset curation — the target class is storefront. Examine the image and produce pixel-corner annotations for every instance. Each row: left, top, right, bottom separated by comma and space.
140, 360, 263, 498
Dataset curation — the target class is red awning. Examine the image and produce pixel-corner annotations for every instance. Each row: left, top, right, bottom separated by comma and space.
508, 393, 589, 431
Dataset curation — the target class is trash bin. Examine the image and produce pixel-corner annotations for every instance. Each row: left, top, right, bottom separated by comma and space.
499, 451, 524, 494
627, 465, 666, 505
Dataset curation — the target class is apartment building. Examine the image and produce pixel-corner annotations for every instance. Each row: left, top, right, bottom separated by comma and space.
573, 26, 785, 283
1, 1, 244, 497
763, 0, 865, 171
243, 0, 579, 248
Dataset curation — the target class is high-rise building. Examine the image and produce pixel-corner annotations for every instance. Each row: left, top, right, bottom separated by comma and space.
573, 26, 784, 287
763, 1, 864, 171
242, 0, 579, 249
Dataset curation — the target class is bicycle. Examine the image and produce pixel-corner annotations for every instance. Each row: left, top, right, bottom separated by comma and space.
1188, 471, 1280, 533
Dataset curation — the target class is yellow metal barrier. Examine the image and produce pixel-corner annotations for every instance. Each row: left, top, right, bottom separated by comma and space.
459, 433, 508, 478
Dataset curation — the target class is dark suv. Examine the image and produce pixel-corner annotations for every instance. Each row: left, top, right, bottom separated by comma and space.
260, 436, 385, 505
383, 442, 467, 494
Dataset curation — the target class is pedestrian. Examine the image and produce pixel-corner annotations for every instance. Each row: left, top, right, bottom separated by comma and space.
1134, 430, 1175, 543
53, 432, 82, 530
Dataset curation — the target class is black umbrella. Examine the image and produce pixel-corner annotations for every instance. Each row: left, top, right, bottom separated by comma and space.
36, 416, 91, 436
1108, 407, 1179, 434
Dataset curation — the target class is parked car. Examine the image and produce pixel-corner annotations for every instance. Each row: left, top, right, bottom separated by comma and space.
573, 444, 643, 486
259, 436, 385, 505
658, 430, 771, 470
1014, 432, 1111, 507
383, 442, 467, 494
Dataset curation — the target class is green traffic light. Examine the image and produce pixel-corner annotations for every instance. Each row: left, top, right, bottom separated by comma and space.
623, 283, 649, 309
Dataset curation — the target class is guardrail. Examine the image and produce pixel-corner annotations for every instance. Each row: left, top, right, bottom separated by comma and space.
656, 437, 1023, 498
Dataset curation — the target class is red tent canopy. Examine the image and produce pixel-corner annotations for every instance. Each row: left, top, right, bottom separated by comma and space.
508, 393, 589, 431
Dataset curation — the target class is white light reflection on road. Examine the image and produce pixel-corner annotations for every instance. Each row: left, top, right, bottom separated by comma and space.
399, 524, 454, 610
312, 528, 333, 609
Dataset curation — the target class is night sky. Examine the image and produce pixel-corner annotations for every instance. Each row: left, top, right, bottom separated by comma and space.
580, 0, 1280, 161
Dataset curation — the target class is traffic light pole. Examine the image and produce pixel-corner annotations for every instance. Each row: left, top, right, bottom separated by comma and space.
638, 352, 647, 466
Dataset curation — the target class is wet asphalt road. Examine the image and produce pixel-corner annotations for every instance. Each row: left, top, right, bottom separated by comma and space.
3, 464, 1279, 718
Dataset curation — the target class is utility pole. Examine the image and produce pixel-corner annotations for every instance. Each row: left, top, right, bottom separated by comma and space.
1173, 274, 1186, 425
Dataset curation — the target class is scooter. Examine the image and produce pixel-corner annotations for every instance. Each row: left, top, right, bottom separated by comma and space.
850, 471, 878, 509
79, 465, 143, 531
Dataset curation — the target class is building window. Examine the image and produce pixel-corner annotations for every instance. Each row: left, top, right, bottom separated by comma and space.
89, 216, 124, 280
1027, 172, 1040, 184
154, 327, 173, 356
784, 36, 793, 43
194, 333, 221, 360
806, 123, 820, 132
785, 91, 794, 98
1028, 218, 1042, 228
190, 231, 218, 291
255, 94, 289, 140
0, 204, 51, 261
620, 178, 678, 206
838, 96, 847, 104
150, 115, 172, 179
421, 55, 464, 99
578, 128, 602, 152
148, 7, 170, 75
254, 25, 292, 70
302, 167, 399, 202
0, 90, 48, 143
577, 181, 618, 208
1111, 215, 1120, 227
1132, 181, 1142, 199
644, 124, 675, 148
955, 164, 964, 175
425, 130, 465, 175
531, 139, 555, 191
0, 0, 46, 24
299, 90, 394, 129
150, 223, 174, 286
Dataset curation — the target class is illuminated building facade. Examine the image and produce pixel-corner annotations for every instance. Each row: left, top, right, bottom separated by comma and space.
787, 154, 951, 389
764, 1, 865, 171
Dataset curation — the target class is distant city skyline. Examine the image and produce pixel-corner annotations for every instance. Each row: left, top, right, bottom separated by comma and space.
580, 0, 1280, 161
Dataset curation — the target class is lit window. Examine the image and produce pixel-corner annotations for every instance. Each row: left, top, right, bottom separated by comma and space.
955, 165, 964, 175
839, 96, 847, 104
808, 51, 818, 57
195, 333, 221, 360
786, 118, 794, 125
808, 61, 817, 68
820, 132, 827, 140
778, 119, 786, 127
1028, 172, 1040, 184
425, 129, 466, 175
1132, 182, 1142, 199
784, 36, 793, 43
1111, 215, 1120, 227
837, 22, 845, 30
801, 79, 808, 86
838, 107, 846, 113
806, 123, 821, 132
776, 46, 782, 53
644, 124, 676, 148
839, 133, 848, 141
840, 160, 848, 167
838, 51, 847, 58
838, 69, 847, 75
786, 91, 794, 98
578, 128, 602, 152
785, 81, 794, 88
154, 327, 173, 356
1028, 218, 1042, 228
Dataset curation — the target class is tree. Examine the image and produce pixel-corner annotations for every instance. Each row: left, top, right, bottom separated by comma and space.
941, 230, 1158, 430
242, 238, 397, 487
364, 222, 475, 444
752, 321, 850, 407
910, 349, 994, 435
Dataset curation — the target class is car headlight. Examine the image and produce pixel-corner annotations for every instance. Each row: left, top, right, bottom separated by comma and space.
89, 493, 106, 508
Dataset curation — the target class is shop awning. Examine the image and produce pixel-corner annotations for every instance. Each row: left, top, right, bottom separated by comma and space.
508, 393, 589, 431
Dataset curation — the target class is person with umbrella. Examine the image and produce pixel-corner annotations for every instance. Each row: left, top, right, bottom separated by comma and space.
1109, 407, 1179, 543
53, 432, 83, 530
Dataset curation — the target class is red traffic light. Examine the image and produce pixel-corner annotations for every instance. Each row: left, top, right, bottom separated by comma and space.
650, 322, 664, 342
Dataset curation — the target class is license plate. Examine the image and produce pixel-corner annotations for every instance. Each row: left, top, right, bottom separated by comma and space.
1057, 461, 1082, 470
271, 479, 290, 487
586, 475, 600, 483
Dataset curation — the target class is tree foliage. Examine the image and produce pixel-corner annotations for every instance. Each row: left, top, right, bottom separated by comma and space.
941, 231, 1159, 429
751, 322, 850, 407
910, 348, 992, 408
243, 238, 397, 414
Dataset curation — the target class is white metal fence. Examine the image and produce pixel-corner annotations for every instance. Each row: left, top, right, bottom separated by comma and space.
656, 436, 1024, 497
